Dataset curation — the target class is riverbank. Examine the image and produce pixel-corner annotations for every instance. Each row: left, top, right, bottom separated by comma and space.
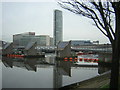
60, 71, 111, 89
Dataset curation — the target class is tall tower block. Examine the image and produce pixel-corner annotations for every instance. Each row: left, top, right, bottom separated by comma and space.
54, 10, 63, 46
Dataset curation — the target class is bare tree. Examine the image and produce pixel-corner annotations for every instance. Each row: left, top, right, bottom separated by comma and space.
58, 0, 120, 89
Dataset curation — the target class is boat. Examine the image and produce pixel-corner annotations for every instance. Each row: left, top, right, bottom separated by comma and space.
75, 51, 99, 66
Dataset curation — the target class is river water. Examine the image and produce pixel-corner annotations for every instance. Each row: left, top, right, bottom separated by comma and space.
1, 53, 110, 89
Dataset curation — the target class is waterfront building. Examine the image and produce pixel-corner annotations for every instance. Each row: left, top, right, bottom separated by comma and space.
13, 32, 35, 47
33, 35, 50, 46
13, 32, 52, 47
54, 10, 63, 46
93, 41, 99, 44
71, 40, 93, 46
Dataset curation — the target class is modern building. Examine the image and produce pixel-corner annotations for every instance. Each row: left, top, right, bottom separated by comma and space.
13, 32, 35, 47
13, 32, 53, 47
71, 40, 93, 46
54, 10, 63, 46
32, 35, 50, 46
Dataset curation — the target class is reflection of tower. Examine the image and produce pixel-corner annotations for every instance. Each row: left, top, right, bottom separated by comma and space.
53, 61, 62, 89
54, 10, 63, 46
53, 60, 71, 89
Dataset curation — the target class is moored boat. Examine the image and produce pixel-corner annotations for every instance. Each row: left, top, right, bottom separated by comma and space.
75, 52, 99, 66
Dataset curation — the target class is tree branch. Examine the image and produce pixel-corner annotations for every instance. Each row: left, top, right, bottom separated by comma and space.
58, 0, 116, 43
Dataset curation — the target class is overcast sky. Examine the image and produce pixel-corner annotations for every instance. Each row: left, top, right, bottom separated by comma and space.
1, 0, 110, 44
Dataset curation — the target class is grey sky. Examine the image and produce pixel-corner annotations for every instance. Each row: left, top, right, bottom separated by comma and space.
2, 0, 110, 44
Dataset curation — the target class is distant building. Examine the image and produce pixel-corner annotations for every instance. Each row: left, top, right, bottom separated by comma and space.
33, 35, 50, 46
54, 10, 63, 46
50, 37, 54, 46
13, 32, 35, 47
93, 41, 99, 44
13, 32, 53, 47
71, 40, 93, 46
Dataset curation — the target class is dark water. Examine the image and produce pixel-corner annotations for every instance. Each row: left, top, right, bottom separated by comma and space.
1, 54, 109, 89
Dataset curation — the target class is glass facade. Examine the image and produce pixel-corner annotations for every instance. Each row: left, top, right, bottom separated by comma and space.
54, 10, 63, 46
13, 33, 53, 47
33, 35, 50, 46
13, 33, 35, 47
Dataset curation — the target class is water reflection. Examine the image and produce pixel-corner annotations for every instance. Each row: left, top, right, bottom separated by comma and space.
53, 60, 71, 88
2, 57, 54, 88
2, 56, 55, 72
2, 57, 42, 72
1, 55, 110, 89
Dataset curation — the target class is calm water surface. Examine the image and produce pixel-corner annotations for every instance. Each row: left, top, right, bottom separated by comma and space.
1, 54, 109, 89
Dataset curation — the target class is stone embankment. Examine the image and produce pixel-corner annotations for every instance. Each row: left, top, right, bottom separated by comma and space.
60, 71, 111, 89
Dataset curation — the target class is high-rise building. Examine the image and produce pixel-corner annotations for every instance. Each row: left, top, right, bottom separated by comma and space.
54, 10, 63, 46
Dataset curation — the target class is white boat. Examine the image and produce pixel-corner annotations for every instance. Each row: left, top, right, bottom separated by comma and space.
75, 52, 99, 66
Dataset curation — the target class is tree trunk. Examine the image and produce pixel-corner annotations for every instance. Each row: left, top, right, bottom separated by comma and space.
110, 42, 120, 89
110, 2, 120, 90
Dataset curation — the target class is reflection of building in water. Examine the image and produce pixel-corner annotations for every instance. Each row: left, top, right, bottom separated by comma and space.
53, 60, 71, 88
2, 57, 56, 72
24, 59, 37, 72
2, 57, 37, 72
45, 56, 55, 64
2, 57, 13, 68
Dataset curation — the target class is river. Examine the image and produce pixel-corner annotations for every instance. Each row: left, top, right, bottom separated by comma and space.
1, 53, 110, 89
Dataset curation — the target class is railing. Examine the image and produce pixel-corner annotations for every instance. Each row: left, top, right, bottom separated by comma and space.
36, 45, 112, 53
71, 46, 112, 53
